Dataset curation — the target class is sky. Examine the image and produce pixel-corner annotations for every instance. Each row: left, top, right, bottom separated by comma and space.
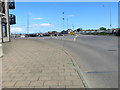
14, 0, 120, 2
10, 2, 118, 34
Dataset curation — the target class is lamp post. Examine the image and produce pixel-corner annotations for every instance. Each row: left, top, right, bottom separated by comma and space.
27, 15, 29, 37
109, 6, 112, 29
67, 18, 68, 29
62, 12, 65, 30
72, 24, 74, 30
103, 5, 112, 30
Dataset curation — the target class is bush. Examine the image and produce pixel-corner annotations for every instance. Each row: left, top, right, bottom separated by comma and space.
98, 32, 109, 35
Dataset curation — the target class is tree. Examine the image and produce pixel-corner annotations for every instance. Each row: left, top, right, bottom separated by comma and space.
77, 28, 82, 32
99, 27, 107, 30
52, 31, 57, 34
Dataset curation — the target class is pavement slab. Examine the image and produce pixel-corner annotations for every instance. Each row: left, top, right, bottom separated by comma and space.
2, 38, 85, 88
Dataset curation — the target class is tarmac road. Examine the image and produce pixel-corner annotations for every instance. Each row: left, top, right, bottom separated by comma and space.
43, 35, 118, 88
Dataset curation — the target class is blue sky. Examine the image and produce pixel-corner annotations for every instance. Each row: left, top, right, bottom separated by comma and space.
10, 2, 118, 34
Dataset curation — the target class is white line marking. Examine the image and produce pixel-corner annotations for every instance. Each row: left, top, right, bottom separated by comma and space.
73, 35, 78, 41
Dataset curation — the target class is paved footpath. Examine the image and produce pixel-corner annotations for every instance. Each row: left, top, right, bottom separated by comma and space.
2, 38, 85, 88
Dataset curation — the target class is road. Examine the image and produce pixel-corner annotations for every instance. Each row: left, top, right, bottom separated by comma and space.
41, 35, 118, 88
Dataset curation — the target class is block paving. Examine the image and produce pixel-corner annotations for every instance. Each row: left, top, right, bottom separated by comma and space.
1, 38, 85, 88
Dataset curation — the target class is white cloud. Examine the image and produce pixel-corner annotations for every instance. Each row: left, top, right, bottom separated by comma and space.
30, 23, 51, 27
11, 27, 23, 32
33, 18, 44, 20
40, 23, 51, 26
67, 15, 75, 17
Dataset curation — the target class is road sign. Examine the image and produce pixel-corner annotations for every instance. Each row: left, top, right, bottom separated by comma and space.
70, 32, 74, 35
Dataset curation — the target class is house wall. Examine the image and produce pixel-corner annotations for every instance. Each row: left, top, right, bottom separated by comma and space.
0, 0, 10, 57
0, 1, 3, 57
2, 0, 10, 42
0, 17, 3, 57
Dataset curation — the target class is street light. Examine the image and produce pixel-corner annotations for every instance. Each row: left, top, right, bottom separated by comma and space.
103, 5, 112, 29
62, 12, 65, 30
27, 15, 29, 37
72, 24, 74, 30
67, 18, 68, 29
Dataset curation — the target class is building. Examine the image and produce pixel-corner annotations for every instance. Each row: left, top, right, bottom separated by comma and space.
0, 0, 16, 57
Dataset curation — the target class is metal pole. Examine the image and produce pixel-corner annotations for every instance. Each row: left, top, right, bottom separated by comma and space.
72, 24, 74, 30
27, 15, 29, 37
7, 1, 11, 42
67, 18, 68, 29
62, 12, 64, 30
103, 5, 112, 29
110, 7, 112, 29
50, 22, 51, 31
4, 0, 10, 42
